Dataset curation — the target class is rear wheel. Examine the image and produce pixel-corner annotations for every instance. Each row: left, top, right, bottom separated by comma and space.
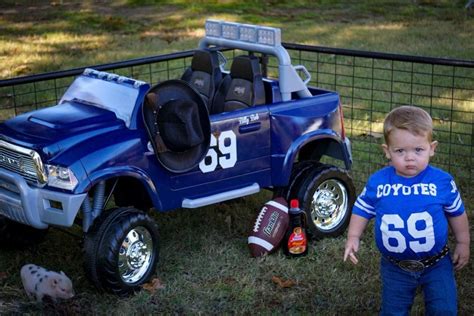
295, 165, 355, 238
0, 215, 48, 248
83, 207, 159, 296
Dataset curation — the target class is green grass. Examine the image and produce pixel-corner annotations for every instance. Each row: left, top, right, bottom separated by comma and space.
0, 0, 473, 78
0, 0, 473, 314
1, 193, 472, 314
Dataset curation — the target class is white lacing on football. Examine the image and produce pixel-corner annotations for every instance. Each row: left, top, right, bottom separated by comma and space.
253, 207, 267, 233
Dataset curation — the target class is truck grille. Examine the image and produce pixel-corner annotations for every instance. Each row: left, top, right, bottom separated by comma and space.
0, 141, 46, 185
0, 201, 27, 224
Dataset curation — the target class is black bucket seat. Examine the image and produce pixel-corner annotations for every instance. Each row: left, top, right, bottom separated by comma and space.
210, 55, 265, 114
181, 49, 222, 110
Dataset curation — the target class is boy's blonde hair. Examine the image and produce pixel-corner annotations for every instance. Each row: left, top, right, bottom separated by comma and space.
383, 105, 433, 144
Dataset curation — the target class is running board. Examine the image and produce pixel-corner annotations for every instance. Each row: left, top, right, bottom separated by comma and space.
181, 183, 260, 208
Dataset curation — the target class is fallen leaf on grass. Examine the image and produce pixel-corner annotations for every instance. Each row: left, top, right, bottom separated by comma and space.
142, 278, 165, 292
141, 278, 165, 293
272, 276, 296, 288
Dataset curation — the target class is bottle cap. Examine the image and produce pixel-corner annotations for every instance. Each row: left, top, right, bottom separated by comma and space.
290, 199, 299, 209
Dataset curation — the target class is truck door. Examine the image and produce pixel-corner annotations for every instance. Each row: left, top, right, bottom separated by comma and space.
171, 106, 271, 198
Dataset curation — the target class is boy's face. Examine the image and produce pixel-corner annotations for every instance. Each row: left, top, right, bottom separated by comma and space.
382, 128, 437, 178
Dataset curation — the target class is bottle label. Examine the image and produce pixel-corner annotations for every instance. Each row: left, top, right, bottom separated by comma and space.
288, 227, 307, 254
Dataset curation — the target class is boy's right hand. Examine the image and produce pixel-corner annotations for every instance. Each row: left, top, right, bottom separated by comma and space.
344, 237, 360, 264
343, 214, 369, 265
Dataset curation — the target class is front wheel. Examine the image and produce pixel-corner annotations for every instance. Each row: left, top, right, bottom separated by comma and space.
295, 165, 355, 239
84, 207, 159, 296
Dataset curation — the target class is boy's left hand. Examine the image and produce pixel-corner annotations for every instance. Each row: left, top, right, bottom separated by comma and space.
452, 242, 470, 270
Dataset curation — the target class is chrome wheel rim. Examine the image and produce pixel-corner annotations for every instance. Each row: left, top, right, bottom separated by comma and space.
310, 179, 348, 232
118, 226, 154, 284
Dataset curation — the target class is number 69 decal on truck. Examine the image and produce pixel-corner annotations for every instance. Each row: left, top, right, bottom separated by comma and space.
199, 130, 237, 173
0, 20, 355, 295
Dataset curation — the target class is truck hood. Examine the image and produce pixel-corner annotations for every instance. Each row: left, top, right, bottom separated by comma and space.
0, 101, 125, 157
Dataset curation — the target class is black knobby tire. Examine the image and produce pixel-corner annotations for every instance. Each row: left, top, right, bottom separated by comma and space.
0, 215, 48, 248
83, 207, 138, 291
84, 207, 159, 296
295, 164, 355, 239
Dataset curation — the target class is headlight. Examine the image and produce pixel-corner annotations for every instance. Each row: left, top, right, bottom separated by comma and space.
45, 164, 78, 190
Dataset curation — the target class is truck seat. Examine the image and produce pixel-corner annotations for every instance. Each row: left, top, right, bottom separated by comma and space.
181, 49, 222, 111
210, 55, 265, 114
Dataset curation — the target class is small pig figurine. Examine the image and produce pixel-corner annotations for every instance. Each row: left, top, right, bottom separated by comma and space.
20, 264, 75, 302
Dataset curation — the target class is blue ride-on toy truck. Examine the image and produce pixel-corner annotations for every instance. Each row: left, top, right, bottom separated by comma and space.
0, 20, 355, 295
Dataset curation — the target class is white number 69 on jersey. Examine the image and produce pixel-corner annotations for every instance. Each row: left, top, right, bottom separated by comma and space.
381, 211, 435, 253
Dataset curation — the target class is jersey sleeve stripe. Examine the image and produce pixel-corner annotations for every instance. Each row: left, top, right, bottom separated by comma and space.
446, 193, 461, 210
354, 200, 376, 215
446, 193, 461, 209
444, 193, 462, 213
356, 197, 374, 210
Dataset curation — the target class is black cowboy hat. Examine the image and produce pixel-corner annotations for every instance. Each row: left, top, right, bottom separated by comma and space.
143, 79, 211, 173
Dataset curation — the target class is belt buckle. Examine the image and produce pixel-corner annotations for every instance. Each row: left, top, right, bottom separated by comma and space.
398, 260, 424, 272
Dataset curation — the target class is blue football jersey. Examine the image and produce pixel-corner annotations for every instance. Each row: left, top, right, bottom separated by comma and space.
353, 165, 465, 260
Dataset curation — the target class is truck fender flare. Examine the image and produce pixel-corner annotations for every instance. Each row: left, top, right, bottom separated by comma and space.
77, 166, 162, 211
278, 131, 351, 185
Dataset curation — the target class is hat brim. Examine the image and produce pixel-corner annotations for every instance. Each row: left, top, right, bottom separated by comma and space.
143, 79, 211, 173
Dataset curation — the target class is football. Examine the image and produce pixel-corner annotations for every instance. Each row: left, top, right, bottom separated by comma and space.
248, 197, 289, 257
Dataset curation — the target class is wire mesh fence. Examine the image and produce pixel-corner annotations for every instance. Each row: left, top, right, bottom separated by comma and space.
0, 51, 197, 119
285, 44, 473, 202
0, 44, 472, 202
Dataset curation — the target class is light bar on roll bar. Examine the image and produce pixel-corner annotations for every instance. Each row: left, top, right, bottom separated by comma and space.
200, 19, 311, 101
205, 20, 281, 47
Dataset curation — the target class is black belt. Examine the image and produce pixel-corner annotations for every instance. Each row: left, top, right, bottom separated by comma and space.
384, 245, 449, 272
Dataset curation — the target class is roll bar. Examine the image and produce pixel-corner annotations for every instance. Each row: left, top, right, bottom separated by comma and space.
198, 20, 312, 101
